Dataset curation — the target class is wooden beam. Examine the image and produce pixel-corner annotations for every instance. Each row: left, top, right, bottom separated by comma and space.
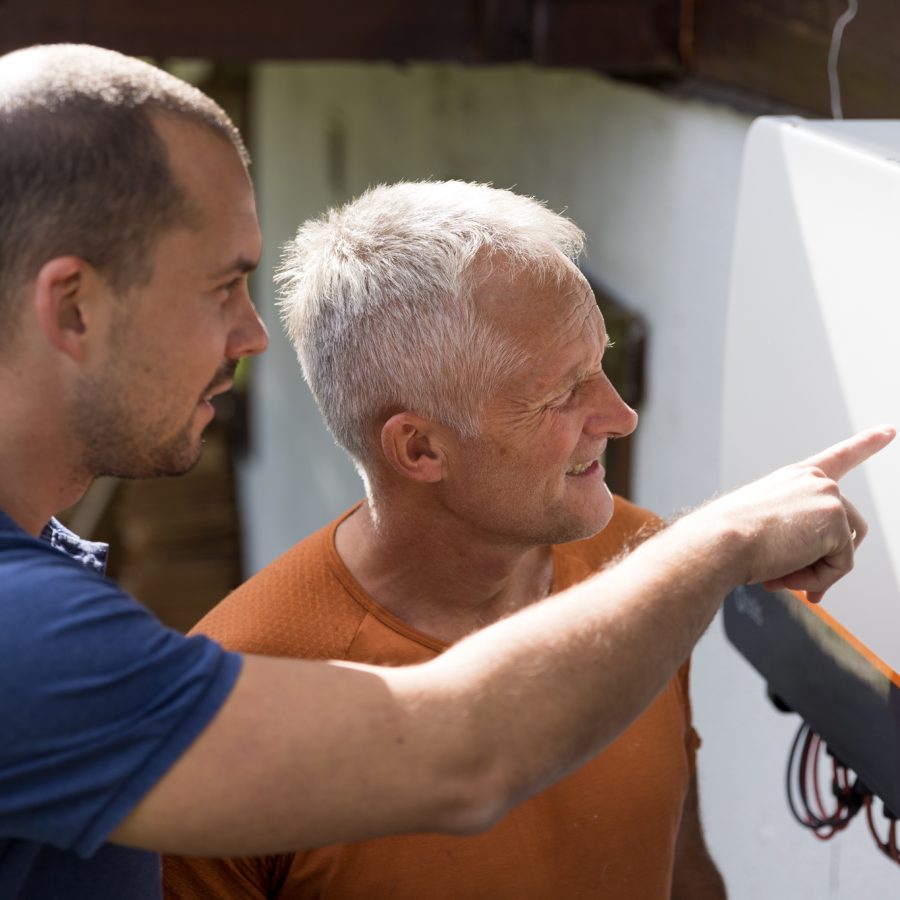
0, 0, 683, 72
534, 0, 683, 76
3, 0, 900, 117
0, 0, 485, 62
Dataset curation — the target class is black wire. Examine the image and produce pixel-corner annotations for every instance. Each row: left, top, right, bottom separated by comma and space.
786, 721, 862, 833
785, 721, 900, 862
786, 722, 811, 827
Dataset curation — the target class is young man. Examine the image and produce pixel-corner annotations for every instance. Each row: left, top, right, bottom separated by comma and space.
0, 43, 889, 899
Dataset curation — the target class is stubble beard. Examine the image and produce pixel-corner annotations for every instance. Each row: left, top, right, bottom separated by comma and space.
71, 376, 204, 481
529, 499, 614, 547
71, 353, 237, 480
452, 468, 615, 550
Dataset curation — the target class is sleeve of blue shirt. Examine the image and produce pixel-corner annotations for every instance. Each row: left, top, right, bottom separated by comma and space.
0, 528, 242, 858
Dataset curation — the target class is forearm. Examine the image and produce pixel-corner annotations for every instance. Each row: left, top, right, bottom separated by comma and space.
113, 427, 888, 857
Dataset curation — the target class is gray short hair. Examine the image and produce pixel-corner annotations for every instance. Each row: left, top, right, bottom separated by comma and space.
0, 44, 247, 348
278, 181, 585, 464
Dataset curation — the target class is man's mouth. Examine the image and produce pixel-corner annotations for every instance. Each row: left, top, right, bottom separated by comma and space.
203, 382, 232, 403
201, 362, 238, 403
566, 459, 600, 476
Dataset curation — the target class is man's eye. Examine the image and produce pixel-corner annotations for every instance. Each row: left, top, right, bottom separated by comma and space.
549, 389, 575, 409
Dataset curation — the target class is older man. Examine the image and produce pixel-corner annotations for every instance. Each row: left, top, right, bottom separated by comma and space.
165, 183, 745, 897
1, 43, 889, 900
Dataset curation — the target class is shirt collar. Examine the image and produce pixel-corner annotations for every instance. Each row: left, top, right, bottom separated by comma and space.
0, 507, 109, 575
40, 517, 109, 574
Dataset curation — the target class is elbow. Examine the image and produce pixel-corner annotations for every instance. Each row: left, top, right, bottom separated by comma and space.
434, 774, 511, 837
426, 745, 526, 837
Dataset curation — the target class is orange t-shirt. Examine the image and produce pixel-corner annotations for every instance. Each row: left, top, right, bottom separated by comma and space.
164, 496, 699, 900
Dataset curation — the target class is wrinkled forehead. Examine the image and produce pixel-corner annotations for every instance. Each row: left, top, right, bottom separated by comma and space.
471, 250, 598, 338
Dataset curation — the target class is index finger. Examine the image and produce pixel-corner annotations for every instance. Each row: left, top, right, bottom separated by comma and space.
801, 425, 896, 481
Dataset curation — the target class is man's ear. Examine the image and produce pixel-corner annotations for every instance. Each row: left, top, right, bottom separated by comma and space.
32, 256, 99, 362
380, 413, 448, 483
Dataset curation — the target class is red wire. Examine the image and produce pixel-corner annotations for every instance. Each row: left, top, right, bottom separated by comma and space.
807, 732, 840, 840
864, 795, 900, 863
791, 727, 900, 862
865, 797, 883, 849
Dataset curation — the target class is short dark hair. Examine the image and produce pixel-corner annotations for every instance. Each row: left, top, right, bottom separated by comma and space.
0, 44, 249, 347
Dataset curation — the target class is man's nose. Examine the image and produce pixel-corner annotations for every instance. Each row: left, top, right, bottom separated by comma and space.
228, 291, 269, 359
583, 374, 638, 439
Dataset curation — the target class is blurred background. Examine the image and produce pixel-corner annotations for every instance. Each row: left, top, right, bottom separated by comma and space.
5, 1, 900, 895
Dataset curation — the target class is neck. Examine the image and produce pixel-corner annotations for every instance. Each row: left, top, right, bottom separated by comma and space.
0, 439, 92, 537
0, 374, 91, 536
336, 495, 554, 644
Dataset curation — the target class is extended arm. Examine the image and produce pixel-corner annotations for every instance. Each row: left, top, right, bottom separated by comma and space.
111, 427, 893, 857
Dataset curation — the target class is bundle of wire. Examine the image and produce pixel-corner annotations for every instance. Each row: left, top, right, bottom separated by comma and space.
786, 721, 900, 862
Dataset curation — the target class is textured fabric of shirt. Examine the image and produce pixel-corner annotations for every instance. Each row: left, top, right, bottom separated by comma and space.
165, 496, 699, 900
0, 508, 242, 899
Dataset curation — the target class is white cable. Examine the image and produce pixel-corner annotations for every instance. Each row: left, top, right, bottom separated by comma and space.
828, 0, 859, 119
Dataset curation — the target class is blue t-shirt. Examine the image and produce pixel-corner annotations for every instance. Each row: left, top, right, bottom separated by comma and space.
0, 508, 242, 899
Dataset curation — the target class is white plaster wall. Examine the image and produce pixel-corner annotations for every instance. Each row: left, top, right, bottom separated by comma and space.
241, 62, 898, 896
